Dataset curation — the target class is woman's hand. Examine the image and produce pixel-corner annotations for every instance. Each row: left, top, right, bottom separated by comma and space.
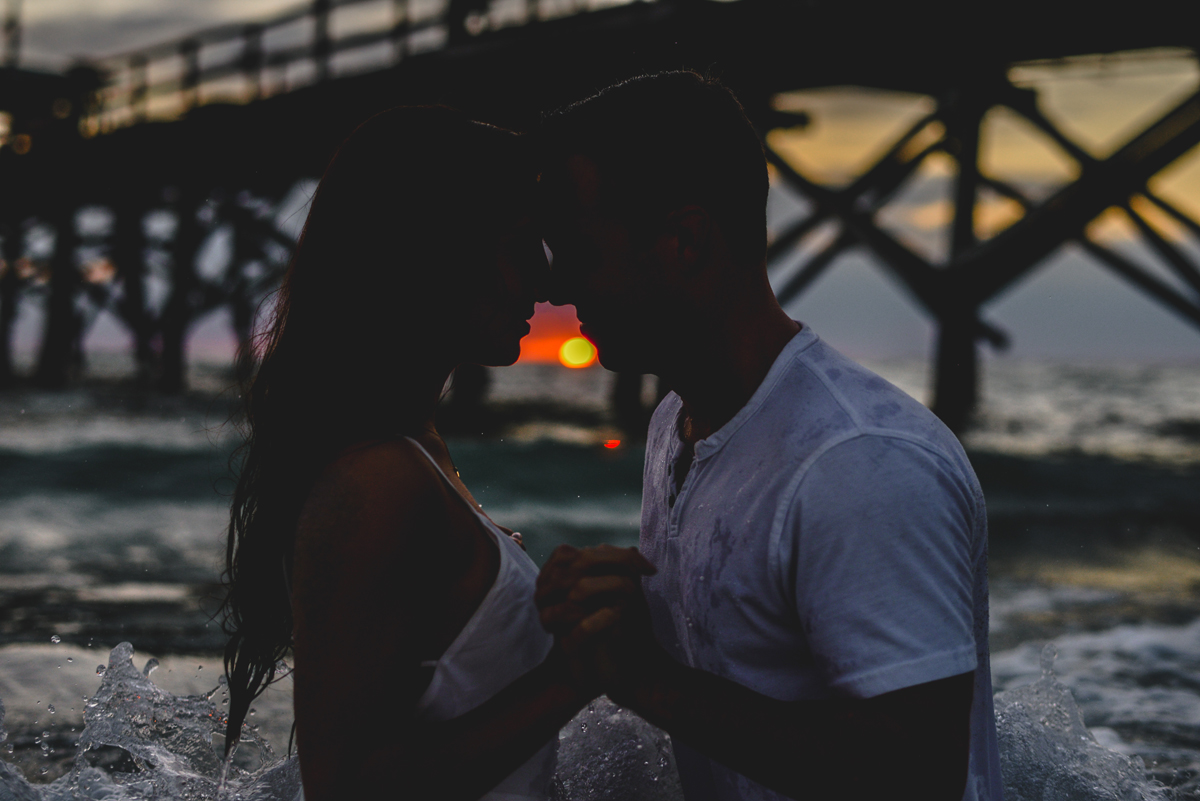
535, 545, 663, 700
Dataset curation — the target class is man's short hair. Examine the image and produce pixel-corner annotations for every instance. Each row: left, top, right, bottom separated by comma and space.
540, 70, 769, 266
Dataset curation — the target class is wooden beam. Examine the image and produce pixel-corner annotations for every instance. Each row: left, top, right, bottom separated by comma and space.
774, 230, 854, 306
948, 88, 1200, 305
1123, 199, 1200, 298
1080, 238, 1200, 330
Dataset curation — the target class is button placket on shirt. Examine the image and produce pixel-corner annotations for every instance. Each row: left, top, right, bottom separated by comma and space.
667, 445, 698, 539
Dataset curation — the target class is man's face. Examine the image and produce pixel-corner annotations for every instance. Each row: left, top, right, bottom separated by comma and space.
539, 156, 672, 374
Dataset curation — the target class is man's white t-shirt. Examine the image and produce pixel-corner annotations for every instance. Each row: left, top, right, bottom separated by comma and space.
639, 325, 1002, 801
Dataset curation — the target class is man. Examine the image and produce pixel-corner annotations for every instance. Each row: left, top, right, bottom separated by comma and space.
534, 71, 1002, 801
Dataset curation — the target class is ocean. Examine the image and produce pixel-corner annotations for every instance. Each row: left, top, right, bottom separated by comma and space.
0, 356, 1198, 799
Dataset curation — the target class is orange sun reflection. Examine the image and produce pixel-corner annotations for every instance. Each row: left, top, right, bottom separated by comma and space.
559, 337, 597, 368
518, 303, 599, 368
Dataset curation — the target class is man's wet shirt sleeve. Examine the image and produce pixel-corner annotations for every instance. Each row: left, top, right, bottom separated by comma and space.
783, 433, 978, 699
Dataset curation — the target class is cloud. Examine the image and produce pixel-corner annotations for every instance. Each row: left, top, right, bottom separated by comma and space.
17, 0, 298, 68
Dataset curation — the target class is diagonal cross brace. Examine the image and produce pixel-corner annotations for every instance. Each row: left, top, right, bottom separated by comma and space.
766, 148, 1010, 347
1123, 198, 1200, 298
765, 148, 943, 309
947, 88, 1200, 305
984, 174, 1200, 332
765, 110, 943, 265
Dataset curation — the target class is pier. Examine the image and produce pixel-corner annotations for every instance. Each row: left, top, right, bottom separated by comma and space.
0, 0, 1197, 432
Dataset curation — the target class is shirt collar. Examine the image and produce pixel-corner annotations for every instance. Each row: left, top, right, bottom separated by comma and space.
689, 323, 819, 461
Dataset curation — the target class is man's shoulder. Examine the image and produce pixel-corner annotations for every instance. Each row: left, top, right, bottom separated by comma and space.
783, 340, 939, 431
745, 340, 952, 456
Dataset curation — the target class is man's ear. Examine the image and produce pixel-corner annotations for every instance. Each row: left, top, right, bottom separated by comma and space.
668, 206, 711, 273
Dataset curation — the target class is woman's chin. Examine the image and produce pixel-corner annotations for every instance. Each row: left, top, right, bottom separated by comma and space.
463, 321, 529, 367
473, 343, 523, 367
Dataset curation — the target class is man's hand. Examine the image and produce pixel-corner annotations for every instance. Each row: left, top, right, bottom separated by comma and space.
535, 544, 654, 632
535, 544, 660, 696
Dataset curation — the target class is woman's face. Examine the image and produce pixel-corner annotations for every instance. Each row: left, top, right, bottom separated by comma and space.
456, 203, 550, 367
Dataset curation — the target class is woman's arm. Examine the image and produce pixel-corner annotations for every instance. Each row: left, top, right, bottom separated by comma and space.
290, 441, 589, 800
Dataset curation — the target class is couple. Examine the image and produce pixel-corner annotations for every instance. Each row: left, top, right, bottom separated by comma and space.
220, 71, 1002, 801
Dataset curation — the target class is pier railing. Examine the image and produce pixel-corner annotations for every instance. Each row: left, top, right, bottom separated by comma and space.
86, 0, 638, 135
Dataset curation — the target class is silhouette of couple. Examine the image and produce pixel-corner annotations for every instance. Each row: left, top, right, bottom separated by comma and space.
221, 71, 1002, 801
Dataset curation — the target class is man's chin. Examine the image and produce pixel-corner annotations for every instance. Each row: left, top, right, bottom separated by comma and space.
594, 345, 653, 375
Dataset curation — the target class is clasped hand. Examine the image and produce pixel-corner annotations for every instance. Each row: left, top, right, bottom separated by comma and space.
534, 544, 661, 701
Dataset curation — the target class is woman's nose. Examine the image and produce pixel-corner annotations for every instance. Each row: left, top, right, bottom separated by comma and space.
546, 271, 573, 306
541, 241, 579, 306
532, 240, 552, 303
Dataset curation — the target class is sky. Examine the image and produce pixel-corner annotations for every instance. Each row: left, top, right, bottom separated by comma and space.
16, 0, 303, 69
6, 1, 1200, 368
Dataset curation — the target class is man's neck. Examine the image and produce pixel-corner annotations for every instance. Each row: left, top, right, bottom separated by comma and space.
668, 300, 800, 444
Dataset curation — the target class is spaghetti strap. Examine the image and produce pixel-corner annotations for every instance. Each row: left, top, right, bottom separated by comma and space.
406, 437, 556, 800
404, 436, 507, 540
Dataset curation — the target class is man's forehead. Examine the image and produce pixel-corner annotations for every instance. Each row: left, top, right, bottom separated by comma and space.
564, 155, 601, 208
541, 153, 601, 211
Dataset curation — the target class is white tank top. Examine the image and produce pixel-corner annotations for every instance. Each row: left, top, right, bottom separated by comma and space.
408, 438, 556, 800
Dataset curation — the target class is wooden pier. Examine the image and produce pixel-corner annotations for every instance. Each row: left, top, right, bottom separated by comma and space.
0, 0, 1197, 432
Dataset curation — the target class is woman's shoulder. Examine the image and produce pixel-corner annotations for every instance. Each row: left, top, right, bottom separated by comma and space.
297, 437, 449, 561
328, 435, 438, 480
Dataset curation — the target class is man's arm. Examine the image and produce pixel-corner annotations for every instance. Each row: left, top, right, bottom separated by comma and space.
538, 545, 973, 801
621, 650, 973, 801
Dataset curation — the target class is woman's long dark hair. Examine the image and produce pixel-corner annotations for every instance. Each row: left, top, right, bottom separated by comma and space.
220, 106, 529, 753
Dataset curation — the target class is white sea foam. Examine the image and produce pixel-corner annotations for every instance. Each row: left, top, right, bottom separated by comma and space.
1, 637, 1191, 800
992, 618, 1200, 734
0, 414, 233, 455
0, 643, 679, 801
863, 359, 1200, 464
0, 495, 228, 582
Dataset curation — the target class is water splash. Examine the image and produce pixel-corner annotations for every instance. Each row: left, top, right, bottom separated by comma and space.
0, 643, 301, 801
995, 643, 1168, 801
3, 640, 1176, 801
1041, 643, 1058, 679
552, 696, 681, 801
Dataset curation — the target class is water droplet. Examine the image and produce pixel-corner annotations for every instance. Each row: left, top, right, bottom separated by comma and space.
47, 704, 55, 714
143, 658, 160, 677
96, 665, 107, 675
50, 635, 61, 644
1040, 643, 1058, 678
66, 657, 73, 663
4, 743, 12, 754
249, 708, 256, 716
197, 665, 203, 670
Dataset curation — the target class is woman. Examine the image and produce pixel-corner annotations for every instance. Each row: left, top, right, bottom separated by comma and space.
220, 106, 647, 800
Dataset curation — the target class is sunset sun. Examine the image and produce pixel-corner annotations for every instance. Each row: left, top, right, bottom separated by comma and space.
558, 337, 597, 368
